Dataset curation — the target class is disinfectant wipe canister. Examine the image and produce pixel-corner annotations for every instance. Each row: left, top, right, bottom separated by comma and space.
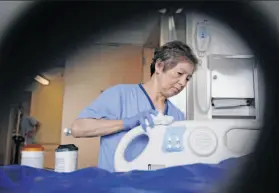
55, 144, 78, 172
21, 144, 44, 169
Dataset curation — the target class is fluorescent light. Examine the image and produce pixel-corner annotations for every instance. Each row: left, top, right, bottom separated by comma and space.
34, 75, 50, 85
176, 8, 183, 14
158, 8, 167, 14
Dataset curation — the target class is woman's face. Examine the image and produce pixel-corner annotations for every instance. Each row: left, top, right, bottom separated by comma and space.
156, 60, 195, 98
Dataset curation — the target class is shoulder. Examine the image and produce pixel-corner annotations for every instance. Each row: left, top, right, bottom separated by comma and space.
96, 84, 140, 103
102, 84, 139, 95
167, 101, 185, 120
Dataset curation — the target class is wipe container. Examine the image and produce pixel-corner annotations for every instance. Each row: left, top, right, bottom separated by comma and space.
55, 144, 78, 172
21, 144, 44, 169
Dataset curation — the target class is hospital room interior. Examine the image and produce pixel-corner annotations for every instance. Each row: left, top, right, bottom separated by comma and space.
0, 0, 277, 184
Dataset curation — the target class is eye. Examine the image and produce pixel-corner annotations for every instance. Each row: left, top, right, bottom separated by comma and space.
177, 72, 183, 76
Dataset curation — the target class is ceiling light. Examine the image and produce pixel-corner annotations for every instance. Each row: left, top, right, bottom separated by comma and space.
176, 8, 183, 14
34, 75, 50, 86
158, 8, 167, 14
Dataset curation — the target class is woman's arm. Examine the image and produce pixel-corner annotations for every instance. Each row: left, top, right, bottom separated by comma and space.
71, 85, 124, 138
71, 118, 124, 137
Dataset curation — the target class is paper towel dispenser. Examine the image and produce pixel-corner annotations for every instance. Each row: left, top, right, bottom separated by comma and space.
208, 54, 258, 119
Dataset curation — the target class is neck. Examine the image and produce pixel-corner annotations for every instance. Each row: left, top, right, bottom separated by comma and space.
142, 77, 166, 104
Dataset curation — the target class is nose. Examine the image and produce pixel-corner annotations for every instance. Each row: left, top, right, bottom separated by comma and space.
178, 76, 187, 87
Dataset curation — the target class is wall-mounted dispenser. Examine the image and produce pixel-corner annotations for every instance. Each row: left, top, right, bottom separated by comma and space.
208, 54, 258, 119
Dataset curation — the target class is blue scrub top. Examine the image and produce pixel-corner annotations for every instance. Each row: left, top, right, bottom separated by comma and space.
78, 84, 185, 172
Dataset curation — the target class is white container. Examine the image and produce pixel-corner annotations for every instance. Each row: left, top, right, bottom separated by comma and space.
55, 144, 78, 173
21, 144, 44, 169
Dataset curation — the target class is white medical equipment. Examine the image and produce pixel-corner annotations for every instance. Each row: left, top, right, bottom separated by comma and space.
194, 54, 258, 117
195, 64, 212, 114
190, 19, 260, 119
209, 54, 258, 119
194, 20, 210, 58
193, 20, 212, 114
114, 119, 260, 172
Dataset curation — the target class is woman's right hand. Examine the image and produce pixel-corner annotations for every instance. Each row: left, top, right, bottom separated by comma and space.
122, 109, 158, 131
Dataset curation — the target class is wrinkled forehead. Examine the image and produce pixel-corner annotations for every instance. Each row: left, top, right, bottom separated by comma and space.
173, 58, 196, 75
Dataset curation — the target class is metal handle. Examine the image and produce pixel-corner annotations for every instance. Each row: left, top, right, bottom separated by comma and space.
64, 128, 72, 136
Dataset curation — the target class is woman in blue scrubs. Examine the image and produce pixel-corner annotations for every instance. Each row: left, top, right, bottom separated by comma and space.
71, 40, 198, 172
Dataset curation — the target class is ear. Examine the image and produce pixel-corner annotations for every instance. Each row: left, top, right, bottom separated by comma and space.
155, 61, 164, 74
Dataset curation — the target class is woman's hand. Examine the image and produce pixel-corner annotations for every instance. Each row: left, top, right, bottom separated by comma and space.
122, 109, 158, 131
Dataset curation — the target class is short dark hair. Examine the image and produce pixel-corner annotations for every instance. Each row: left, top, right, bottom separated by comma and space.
150, 41, 198, 76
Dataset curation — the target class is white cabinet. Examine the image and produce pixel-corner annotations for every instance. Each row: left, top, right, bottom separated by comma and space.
208, 55, 255, 99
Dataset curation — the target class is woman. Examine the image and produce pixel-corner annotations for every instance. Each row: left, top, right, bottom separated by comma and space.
71, 40, 198, 172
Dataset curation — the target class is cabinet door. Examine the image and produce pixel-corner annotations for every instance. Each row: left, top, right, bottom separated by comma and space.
61, 45, 143, 168
30, 76, 64, 144
209, 56, 255, 99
